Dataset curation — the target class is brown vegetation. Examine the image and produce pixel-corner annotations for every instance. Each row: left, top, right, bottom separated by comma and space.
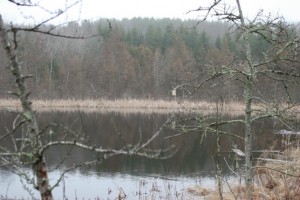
254, 147, 300, 200
1, 98, 296, 116
0, 98, 246, 114
187, 146, 300, 200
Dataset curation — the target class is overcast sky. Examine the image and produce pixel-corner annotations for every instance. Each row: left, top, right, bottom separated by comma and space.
0, 0, 299, 24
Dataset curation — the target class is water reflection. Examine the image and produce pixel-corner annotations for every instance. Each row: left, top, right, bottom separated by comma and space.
0, 169, 212, 199
0, 111, 283, 198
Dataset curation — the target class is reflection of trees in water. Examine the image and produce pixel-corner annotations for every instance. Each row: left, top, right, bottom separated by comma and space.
0, 111, 282, 176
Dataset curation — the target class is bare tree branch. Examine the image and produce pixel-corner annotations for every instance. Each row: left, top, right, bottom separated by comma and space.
0, 119, 26, 142
7, 0, 37, 7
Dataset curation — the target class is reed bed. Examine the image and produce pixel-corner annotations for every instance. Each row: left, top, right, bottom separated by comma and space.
253, 146, 300, 200
0, 98, 245, 115
0, 98, 298, 116
187, 146, 300, 200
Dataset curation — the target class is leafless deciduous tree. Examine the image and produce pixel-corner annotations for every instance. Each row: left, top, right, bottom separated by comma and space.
171, 0, 300, 199
0, 1, 175, 199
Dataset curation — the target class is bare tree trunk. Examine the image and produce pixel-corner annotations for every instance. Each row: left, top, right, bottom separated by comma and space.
244, 75, 253, 199
49, 51, 53, 91
34, 157, 53, 200
235, 0, 254, 199
153, 49, 160, 98
213, 96, 224, 200
0, 15, 53, 200
216, 116, 223, 200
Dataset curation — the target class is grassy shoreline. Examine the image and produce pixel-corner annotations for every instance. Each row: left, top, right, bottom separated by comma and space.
0, 98, 246, 114
187, 146, 300, 199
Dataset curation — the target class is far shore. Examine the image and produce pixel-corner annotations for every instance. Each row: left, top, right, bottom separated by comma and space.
0, 98, 296, 115
0, 98, 247, 114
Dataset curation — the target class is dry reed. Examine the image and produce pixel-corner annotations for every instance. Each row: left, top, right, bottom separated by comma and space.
187, 146, 300, 200
253, 146, 300, 200
0, 98, 245, 115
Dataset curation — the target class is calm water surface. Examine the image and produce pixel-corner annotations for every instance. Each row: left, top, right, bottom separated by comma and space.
0, 111, 283, 199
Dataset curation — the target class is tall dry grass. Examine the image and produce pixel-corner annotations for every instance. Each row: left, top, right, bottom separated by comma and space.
1, 98, 297, 116
253, 146, 300, 200
187, 145, 300, 200
0, 98, 245, 114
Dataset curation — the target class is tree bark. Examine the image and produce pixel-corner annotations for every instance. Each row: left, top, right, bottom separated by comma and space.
0, 15, 53, 200
216, 116, 223, 200
235, 0, 254, 199
244, 75, 253, 199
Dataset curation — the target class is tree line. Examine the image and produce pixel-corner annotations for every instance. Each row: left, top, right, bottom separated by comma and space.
1, 17, 296, 101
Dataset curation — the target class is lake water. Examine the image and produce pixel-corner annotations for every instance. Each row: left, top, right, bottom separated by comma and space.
0, 111, 284, 199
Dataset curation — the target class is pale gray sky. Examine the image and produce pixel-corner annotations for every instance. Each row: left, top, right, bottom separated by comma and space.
0, 0, 299, 24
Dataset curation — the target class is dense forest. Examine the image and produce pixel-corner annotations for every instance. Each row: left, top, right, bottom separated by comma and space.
0, 18, 299, 101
